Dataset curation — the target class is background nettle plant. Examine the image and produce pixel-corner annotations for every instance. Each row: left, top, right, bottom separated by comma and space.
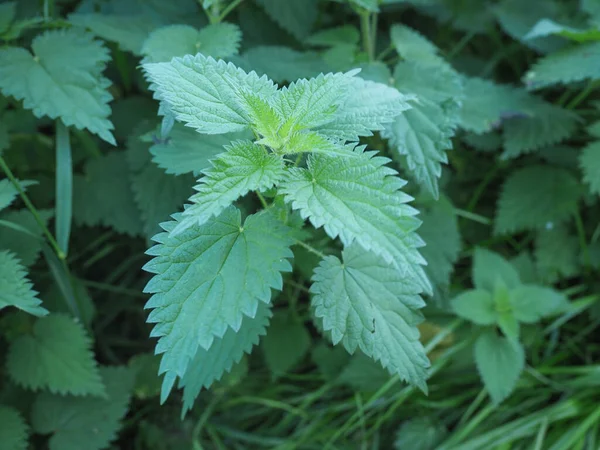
0, 0, 598, 448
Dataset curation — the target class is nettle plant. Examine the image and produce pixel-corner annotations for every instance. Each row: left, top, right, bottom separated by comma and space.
142, 54, 433, 412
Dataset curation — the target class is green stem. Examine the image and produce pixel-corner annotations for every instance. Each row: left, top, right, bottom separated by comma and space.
256, 190, 269, 209
447, 30, 476, 60
0, 155, 64, 259
360, 11, 375, 61
294, 239, 327, 260
217, 0, 244, 22
454, 208, 492, 226
566, 79, 600, 110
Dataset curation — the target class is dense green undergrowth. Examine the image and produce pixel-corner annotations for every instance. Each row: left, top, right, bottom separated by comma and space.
1, 0, 600, 449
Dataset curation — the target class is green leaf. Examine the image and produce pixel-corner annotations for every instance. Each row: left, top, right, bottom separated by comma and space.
281, 147, 431, 293
236, 46, 328, 83
141, 23, 242, 63
494, 166, 581, 235
55, 121, 72, 256
0, 405, 28, 450
580, 141, 600, 195
350, 0, 380, 12
473, 248, 521, 292
317, 77, 414, 142
524, 41, 600, 89
0, 179, 35, 212
501, 102, 579, 159
474, 330, 525, 404
311, 243, 429, 390
535, 226, 580, 282
143, 207, 293, 401
0, 209, 52, 267
173, 140, 285, 235
69, 12, 158, 55
73, 152, 143, 237
509, 285, 567, 323
6, 314, 105, 396
493, 279, 520, 342
31, 366, 134, 450
0, 2, 17, 35
392, 60, 464, 105
0, 29, 115, 144
451, 289, 496, 325
128, 353, 161, 400
394, 417, 447, 450
306, 25, 360, 47
525, 18, 600, 42
337, 351, 392, 391
417, 197, 461, 299
180, 302, 272, 415
261, 310, 311, 377
255, 0, 318, 40
278, 71, 357, 134
126, 132, 194, 238
390, 24, 446, 67
458, 77, 531, 134
149, 123, 246, 176
144, 54, 277, 135
0, 250, 48, 317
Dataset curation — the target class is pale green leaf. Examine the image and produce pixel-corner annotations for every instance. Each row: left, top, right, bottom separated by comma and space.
474, 330, 525, 404
0, 405, 28, 450
280, 147, 431, 293
502, 102, 579, 159
262, 311, 311, 377
0, 2, 17, 34
141, 23, 241, 63
311, 244, 429, 390
525, 18, 600, 42
392, 60, 464, 104
494, 165, 581, 235
143, 53, 277, 135
0, 29, 115, 144
473, 248, 521, 291
126, 132, 194, 238
31, 366, 134, 450
69, 12, 158, 55
451, 289, 496, 325
143, 207, 293, 401
173, 140, 285, 234
580, 141, 600, 195
73, 152, 143, 237
524, 41, 600, 89
149, 123, 247, 176
255, 0, 318, 40
180, 302, 271, 415
509, 285, 567, 323
390, 24, 446, 66
0, 250, 48, 317
6, 314, 105, 396
317, 77, 414, 142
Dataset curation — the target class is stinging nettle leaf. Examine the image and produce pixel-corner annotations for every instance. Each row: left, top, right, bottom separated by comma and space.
6, 314, 105, 396
0, 405, 29, 450
141, 22, 242, 63
180, 302, 272, 415
173, 140, 285, 235
0, 179, 36, 212
474, 330, 525, 404
311, 244, 429, 390
0, 29, 115, 144
31, 366, 134, 450
143, 53, 278, 135
509, 285, 567, 323
143, 207, 294, 401
473, 247, 521, 292
580, 141, 600, 195
0, 250, 48, 317
280, 147, 431, 294
255, 0, 319, 40
451, 289, 496, 325
390, 24, 446, 67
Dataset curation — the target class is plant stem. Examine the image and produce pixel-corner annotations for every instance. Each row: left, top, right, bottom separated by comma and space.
0, 155, 64, 259
256, 190, 269, 209
360, 11, 375, 61
217, 0, 244, 23
574, 209, 591, 269
294, 239, 327, 260
566, 79, 600, 110
55, 120, 72, 256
